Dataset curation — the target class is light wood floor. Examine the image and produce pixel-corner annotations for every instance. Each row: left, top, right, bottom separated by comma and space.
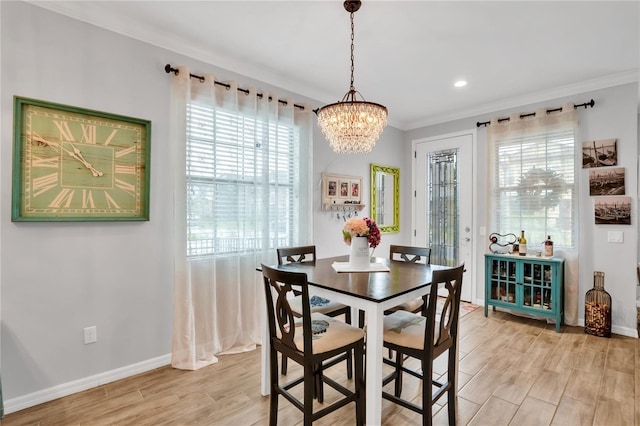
2, 308, 639, 425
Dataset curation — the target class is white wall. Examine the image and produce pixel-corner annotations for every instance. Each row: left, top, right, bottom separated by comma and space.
406, 83, 639, 336
0, 1, 407, 409
312, 124, 410, 260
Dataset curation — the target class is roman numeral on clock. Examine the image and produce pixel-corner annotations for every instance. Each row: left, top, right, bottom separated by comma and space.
80, 124, 97, 144
49, 188, 75, 208
54, 120, 75, 141
32, 155, 59, 168
32, 172, 58, 197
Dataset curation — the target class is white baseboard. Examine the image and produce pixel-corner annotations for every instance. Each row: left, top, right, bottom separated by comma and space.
4, 353, 171, 415
477, 302, 638, 338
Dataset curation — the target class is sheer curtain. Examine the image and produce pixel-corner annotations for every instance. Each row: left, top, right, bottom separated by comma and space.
169, 66, 313, 370
486, 104, 580, 325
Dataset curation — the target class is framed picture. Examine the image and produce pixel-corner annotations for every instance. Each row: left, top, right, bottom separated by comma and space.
339, 180, 350, 198
12, 96, 151, 221
321, 173, 363, 209
582, 139, 617, 168
327, 179, 337, 197
589, 167, 625, 196
350, 180, 360, 199
594, 196, 631, 225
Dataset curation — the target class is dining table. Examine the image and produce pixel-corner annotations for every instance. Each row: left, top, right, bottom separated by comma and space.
258, 255, 450, 426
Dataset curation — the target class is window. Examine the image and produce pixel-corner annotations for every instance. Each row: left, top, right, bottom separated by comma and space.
493, 129, 575, 248
186, 102, 299, 257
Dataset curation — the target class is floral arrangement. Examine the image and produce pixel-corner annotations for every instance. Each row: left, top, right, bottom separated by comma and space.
343, 217, 381, 249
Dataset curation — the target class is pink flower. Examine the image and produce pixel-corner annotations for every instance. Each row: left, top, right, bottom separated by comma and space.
342, 217, 380, 248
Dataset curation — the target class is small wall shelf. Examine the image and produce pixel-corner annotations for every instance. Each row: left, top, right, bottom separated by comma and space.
322, 202, 365, 212
321, 172, 364, 213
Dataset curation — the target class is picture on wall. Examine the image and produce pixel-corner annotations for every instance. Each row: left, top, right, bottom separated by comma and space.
351, 180, 360, 198
589, 167, 625, 196
340, 180, 349, 198
582, 139, 617, 168
594, 196, 631, 225
327, 179, 337, 197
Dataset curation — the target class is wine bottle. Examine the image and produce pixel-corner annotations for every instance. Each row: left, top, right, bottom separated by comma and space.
544, 235, 553, 257
519, 230, 527, 256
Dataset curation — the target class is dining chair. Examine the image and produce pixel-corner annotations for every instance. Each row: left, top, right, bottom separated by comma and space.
381, 263, 465, 426
261, 264, 365, 426
277, 245, 354, 401
387, 245, 432, 314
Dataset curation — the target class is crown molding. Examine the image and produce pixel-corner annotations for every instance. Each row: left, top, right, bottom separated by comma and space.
403, 69, 640, 131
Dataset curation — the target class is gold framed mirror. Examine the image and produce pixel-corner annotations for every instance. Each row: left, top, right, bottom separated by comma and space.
370, 163, 399, 233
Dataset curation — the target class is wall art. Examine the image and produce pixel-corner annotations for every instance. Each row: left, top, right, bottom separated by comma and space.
582, 138, 617, 168
589, 167, 625, 196
594, 196, 631, 225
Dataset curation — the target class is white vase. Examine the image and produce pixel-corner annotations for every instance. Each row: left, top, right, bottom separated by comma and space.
349, 236, 370, 269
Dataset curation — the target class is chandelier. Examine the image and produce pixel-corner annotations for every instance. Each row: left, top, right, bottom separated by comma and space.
316, 0, 388, 154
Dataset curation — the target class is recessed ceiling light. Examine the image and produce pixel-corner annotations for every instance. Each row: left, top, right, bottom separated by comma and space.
454, 80, 467, 88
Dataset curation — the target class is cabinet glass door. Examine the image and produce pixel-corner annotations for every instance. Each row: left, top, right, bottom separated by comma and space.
522, 262, 553, 311
490, 258, 517, 306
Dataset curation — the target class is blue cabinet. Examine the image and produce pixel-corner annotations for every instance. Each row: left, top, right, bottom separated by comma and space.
484, 253, 564, 332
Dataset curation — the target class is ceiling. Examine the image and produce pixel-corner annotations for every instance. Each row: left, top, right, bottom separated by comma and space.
28, 1, 639, 130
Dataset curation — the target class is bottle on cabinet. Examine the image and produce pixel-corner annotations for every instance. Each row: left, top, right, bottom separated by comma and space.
544, 235, 554, 257
519, 230, 527, 256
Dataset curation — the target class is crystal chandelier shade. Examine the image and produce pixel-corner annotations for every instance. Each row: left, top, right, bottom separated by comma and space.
316, 0, 388, 154
317, 97, 388, 154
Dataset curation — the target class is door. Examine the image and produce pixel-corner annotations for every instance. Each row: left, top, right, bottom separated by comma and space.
414, 131, 475, 302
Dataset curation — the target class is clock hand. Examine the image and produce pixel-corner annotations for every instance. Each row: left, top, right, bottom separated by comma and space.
66, 142, 104, 177
33, 134, 104, 177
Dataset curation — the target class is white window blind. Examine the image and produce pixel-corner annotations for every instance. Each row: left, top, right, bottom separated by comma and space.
494, 129, 575, 248
186, 102, 298, 257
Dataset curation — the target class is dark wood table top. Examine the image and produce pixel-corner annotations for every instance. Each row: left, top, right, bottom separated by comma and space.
271, 255, 450, 303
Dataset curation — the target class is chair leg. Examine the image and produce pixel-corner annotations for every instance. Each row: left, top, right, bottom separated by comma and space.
447, 350, 458, 425
345, 310, 354, 379
269, 349, 279, 426
315, 363, 324, 403
269, 391, 278, 426
281, 354, 288, 375
354, 342, 365, 426
422, 358, 434, 426
304, 363, 315, 426
394, 350, 404, 397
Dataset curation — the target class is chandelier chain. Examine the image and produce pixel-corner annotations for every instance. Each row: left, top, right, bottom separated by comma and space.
350, 11, 355, 93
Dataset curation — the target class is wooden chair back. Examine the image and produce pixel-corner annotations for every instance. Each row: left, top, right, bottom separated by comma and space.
389, 245, 431, 264
277, 245, 316, 266
424, 263, 465, 356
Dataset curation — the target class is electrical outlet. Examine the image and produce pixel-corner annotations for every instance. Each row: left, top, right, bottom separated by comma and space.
83, 326, 97, 344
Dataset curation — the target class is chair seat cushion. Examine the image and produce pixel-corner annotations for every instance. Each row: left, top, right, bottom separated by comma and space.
383, 310, 439, 350
292, 313, 365, 354
289, 295, 347, 316
386, 297, 424, 313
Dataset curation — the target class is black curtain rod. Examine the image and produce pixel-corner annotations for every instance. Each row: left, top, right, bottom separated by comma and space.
164, 64, 305, 111
476, 99, 595, 128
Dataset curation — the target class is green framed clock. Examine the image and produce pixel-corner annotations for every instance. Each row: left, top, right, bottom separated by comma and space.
12, 96, 151, 221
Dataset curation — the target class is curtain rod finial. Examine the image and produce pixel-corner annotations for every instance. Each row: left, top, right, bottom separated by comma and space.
165, 64, 178, 75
